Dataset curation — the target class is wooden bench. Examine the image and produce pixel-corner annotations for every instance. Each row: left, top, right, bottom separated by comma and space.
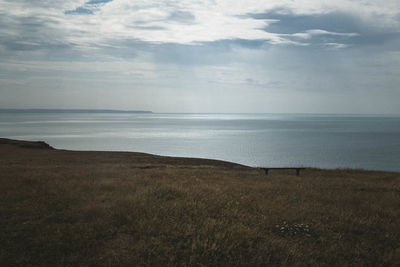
260, 167, 305, 176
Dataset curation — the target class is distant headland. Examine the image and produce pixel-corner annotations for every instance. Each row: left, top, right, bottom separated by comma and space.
0, 109, 152, 114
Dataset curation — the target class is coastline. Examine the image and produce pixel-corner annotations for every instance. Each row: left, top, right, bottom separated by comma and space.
1, 139, 399, 265
2, 112, 400, 172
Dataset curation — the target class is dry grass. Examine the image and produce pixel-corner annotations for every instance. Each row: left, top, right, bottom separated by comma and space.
1, 141, 399, 266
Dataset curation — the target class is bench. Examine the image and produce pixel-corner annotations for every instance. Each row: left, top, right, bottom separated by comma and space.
260, 167, 305, 176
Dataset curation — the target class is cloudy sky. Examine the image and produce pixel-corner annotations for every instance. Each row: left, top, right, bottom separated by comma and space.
0, 0, 399, 113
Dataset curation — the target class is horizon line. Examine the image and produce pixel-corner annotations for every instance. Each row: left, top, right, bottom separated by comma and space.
0, 108, 153, 114
0, 109, 399, 116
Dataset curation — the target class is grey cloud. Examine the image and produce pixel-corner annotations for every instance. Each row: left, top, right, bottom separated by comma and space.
133, 26, 166, 31
146, 39, 271, 66
65, 7, 94, 15
148, 43, 229, 66
0, 13, 68, 52
65, 0, 113, 15
87, 0, 113, 4
209, 39, 267, 49
245, 78, 255, 84
248, 10, 400, 49
125, 10, 196, 29
250, 10, 362, 34
168, 11, 196, 24
2, 0, 71, 8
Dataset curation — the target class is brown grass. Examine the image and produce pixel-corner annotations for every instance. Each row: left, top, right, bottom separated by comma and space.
1, 141, 399, 266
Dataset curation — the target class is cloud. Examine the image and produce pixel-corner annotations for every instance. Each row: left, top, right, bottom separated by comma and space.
250, 8, 400, 48
65, 7, 93, 15
324, 43, 349, 49
87, 0, 112, 4
168, 11, 196, 24
65, 0, 112, 15
291, 29, 359, 39
1, 0, 400, 113
1, 0, 399, 54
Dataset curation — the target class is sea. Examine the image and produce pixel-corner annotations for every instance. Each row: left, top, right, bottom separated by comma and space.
1, 112, 399, 172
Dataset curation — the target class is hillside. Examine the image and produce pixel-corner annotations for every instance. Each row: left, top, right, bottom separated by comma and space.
1, 140, 399, 266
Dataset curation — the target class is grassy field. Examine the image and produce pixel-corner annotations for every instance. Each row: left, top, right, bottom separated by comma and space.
1, 139, 399, 266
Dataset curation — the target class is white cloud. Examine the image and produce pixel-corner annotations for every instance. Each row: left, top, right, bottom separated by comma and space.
324, 42, 350, 49
291, 29, 359, 40
2, 0, 397, 50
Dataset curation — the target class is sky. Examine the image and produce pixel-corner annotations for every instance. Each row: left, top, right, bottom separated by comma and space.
0, 0, 399, 114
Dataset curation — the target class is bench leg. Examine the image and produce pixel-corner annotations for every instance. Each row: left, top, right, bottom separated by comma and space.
296, 169, 300, 176
264, 169, 269, 175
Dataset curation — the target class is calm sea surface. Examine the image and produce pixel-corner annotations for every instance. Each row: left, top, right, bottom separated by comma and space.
1, 113, 399, 171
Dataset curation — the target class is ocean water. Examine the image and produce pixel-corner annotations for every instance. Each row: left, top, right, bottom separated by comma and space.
1, 112, 399, 171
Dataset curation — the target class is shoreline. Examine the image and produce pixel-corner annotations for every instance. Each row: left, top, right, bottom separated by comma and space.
1, 137, 398, 173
